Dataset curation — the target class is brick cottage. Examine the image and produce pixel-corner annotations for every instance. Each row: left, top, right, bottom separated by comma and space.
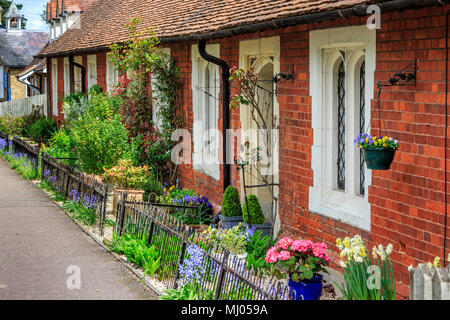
37, 0, 450, 297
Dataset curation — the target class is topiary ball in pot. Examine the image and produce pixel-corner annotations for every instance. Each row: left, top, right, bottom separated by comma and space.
221, 185, 242, 217
242, 194, 265, 224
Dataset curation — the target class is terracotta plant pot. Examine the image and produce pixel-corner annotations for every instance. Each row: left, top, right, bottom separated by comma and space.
112, 188, 145, 217
363, 149, 396, 170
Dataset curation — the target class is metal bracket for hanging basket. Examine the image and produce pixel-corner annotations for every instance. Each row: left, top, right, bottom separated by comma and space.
378, 59, 417, 88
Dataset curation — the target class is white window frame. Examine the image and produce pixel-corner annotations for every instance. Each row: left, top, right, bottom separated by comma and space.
87, 55, 97, 90
73, 56, 83, 92
151, 47, 171, 130
106, 55, 119, 93
309, 25, 376, 231
191, 43, 220, 180
52, 58, 58, 116
63, 57, 70, 97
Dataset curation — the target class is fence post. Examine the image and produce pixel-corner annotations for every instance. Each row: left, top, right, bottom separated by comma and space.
174, 238, 187, 289
215, 251, 230, 300
146, 220, 155, 246
100, 185, 108, 237
118, 196, 126, 237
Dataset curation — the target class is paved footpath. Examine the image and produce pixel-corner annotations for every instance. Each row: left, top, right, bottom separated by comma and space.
0, 159, 157, 300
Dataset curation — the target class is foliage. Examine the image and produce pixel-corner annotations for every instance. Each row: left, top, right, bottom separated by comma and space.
0, 115, 24, 136
101, 159, 150, 189
70, 113, 131, 174
62, 189, 98, 226
158, 185, 213, 225
160, 282, 202, 300
62, 92, 89, 123
109, 18, 182, 182
110, 233, 160, 277
202, 224, 254, 255
42, 128, 76, 166
354, 133, 399, 151
335, 235, 396, 300
245, 230, 273, 271
40, 170, 66, 201
221, 185, 242, 217
25, 117, 57, 143
142, 171, 164, 201
242, 194, 265, 224
2, 150, 37, 180
161, 244, 213, 300
265, 238, 330, 282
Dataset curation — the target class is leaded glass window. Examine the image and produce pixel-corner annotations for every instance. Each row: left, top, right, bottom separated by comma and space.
337, 61, 346, 191
359, 62, 366, 196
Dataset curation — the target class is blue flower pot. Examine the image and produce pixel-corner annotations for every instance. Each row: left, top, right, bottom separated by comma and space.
288, 274, 323, 300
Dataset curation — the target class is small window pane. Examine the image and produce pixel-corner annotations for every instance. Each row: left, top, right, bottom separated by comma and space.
337, 61, 345, 191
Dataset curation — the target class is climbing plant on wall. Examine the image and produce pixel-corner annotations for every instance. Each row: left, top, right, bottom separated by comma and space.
108, 18, 182, 182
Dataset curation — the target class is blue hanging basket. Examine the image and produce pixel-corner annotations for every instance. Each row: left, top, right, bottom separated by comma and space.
288, 274, 323, 300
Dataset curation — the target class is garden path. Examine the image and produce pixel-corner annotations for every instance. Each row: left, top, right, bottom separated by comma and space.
0, 160, 157, 300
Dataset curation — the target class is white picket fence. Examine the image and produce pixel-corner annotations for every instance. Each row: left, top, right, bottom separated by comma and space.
409, 264, 450, 300
0, 94, 47, 117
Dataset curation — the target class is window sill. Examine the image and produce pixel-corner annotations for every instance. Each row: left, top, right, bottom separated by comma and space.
309, 186, 370, 231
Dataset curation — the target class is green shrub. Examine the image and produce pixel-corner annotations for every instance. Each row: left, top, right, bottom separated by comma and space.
62, 92, 89, 123
71, 113, 131, 174
25, 117, 57, 143
43, 128, 76, 165
0, 115, 24, 136
87, 89, 121, 121
142, 172, 164, 201
242, 194, 265, 224
221, 185, 242, 217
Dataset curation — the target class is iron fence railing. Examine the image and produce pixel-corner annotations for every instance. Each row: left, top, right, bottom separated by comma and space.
40, 152, 108, 236
114, 197, 291, 300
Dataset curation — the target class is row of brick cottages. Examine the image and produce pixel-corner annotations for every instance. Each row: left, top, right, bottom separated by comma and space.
36, 0, 449, 296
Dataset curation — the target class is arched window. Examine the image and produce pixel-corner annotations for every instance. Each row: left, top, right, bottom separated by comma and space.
337, 60, 346, 191
359, 61, 366, 196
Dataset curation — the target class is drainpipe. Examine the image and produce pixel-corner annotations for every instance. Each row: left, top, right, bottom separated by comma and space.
198, 40, 231, 192
69, 55, 86, 94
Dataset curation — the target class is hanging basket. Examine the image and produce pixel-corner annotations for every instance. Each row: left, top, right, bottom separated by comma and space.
363, 149, 396, 170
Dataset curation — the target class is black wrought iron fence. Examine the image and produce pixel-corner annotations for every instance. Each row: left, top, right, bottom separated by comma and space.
114, 197, 291, 300
40, 152, 108, 235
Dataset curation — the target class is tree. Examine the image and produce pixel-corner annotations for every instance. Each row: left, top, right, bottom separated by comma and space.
0, 1, 27, 29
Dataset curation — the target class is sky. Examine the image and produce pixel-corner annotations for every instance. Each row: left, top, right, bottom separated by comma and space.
20, 0, 48, 31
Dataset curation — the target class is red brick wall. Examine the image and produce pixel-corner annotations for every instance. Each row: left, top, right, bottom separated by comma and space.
45, 4, 449, 298
168, 5, 449, 298
97, 52, 107, 90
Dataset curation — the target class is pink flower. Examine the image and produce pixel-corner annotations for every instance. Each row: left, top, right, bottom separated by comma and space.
278, 250, 292, 261
277, 237, 293, 250
265, 247, 280, 264
291, 240, 309, 253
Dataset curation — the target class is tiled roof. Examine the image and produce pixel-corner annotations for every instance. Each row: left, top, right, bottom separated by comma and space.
5, 2, 23, 19
37, 0, 429, 58
0, 30, 49, 67
16, 57, 47, 78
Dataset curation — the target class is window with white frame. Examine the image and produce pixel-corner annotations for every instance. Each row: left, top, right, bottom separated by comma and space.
309, 26, 376, 231
151, 48, 171, 129
106, 55, 119, 93
63, 57, 70, 97
73, 56, 83, 92
52, 58, 58, 116
191, 44, 220, 180
87, 55, 97, 90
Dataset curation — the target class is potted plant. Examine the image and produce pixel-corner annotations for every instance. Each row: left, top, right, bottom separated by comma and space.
265, 238, 330, 300
219, 185, 243, 228
242, 194, 271, 238
101, 159, 150, 216
354, 133, 399, 170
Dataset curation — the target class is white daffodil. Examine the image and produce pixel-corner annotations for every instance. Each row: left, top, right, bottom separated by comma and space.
339, 260, 346, 268
408, 265, 413, 272
386, 244, 393, 255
